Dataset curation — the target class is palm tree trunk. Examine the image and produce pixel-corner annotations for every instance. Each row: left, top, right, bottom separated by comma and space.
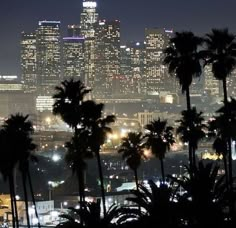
77, 167, 85, 203
222, 79, 233, 188
9, 178, 16, 228
9, 174, 19, 228
185, 87, 193, 169
96, 148, 106, 216
27, 171, 41, 228
22, 172, 30, 228
160, 159, 165, 183
134, 169, 139, 191
223, 155, 229, 191
223, 78, 234, 218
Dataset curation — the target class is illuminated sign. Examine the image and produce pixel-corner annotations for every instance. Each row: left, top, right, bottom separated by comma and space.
83, 1, 97, 8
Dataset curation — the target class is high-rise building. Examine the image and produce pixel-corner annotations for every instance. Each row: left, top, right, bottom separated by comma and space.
20, 32, 37, 93
127, 41, 145, 95
36, 21, 61, 95
204, 65, 220, 96
144, 28, 173, 95
67, 25, 81, 37
94, 20, 120, 98
80, 0, 98, 89
80, 0, 98, 38
62, 37, 85, 80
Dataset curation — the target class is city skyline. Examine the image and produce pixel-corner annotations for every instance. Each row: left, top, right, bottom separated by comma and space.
1, 0, 236, 74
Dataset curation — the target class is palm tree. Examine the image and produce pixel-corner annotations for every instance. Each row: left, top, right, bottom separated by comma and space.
170, 161, 227, 227
81, 100, 115, 216
126, 180, 179, 227
143, 119, 175, 182
53, 79, 91, 203
0, 129, 18, 228
0, 114, 39, 228
208, 98, 236, 191
53, 78, 91, 134
204, 28, 236, 191
176, 107, 206, 166
65, 133, 93, 202
118, 132, 146, 191
164, 31, 203, 168
57, 200, 139, 228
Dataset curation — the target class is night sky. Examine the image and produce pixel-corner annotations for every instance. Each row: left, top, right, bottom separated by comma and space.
0, 0, 236, 75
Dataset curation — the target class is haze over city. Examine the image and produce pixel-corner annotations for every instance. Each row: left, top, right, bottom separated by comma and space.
1, 0, 236, 74
1, 0, 236, 227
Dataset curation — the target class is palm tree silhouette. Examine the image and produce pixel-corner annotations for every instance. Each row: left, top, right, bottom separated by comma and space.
118, 132, 146, 191
208, 98, 236, 192
170, 161, 226, 227
126, 180, 179, 228
0, 114, 39, 228
176, 107, 206, 166
81, 100, 115, 216
143, 119, 175, 182
53, 79, 91, 203
164, 31, 203, 168
204, 28, 236, 191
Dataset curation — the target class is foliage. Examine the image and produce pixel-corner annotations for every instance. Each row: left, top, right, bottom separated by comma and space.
118, 132, 146, 172
176, 107, 206, 151
164, 31, 203, 93
144, 119, 175, 160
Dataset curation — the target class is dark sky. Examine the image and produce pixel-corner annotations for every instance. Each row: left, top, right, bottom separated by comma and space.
0, 0, 236, 75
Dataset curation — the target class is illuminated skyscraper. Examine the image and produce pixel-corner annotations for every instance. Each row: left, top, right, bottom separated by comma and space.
20, 32, 37, 93
204, 65, 220, 97
36, 21, 61, 95
94, 20, 120, 98
144, 28, 173, 95
80, 0, 98, 89
80, 0, 98, 38
62, 37, 85, 80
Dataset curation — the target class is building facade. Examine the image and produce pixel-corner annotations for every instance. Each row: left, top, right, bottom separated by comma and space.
62, 37, 85, 81
36, 21, 61, 95
144, 28, 174, 95
80, 0, 98, 89
21, 32, 37, 93
94, 20, 120, 98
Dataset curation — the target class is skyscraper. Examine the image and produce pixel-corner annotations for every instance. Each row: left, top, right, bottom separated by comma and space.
20, 32, 37, 93
62, 37, 85, 80
144, 28, 173, 95
204, 65, 220, 97
36, 21, 61, 95
80, 0, 98, 38
94, 20, 120, 98
80, 0, 98, 89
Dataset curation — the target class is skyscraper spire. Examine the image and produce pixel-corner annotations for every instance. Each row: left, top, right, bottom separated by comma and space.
80, 0, 98, 38
80, 0, 98, 88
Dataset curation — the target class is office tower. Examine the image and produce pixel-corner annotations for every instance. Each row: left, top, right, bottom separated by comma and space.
204, 65, 220, 96
227, 70, 236, 97
80, 0, 98, 89
62, 37, 85, 80
94, 20, 120, 98
67, 25, 81, 37
144, 28, 173, 95
127, 41, 145, 94
120, 45, 131, 95
36, 21, 61, 95
20, 32, 37, 93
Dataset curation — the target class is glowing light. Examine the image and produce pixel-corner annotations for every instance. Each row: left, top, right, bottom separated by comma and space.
83, 1, 97, 8
143, 149, 152, 158
52, 154, 61, 162
202, 152, 223, 160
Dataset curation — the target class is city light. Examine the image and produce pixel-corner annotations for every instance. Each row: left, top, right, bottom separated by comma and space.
83, 1, 97, 8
